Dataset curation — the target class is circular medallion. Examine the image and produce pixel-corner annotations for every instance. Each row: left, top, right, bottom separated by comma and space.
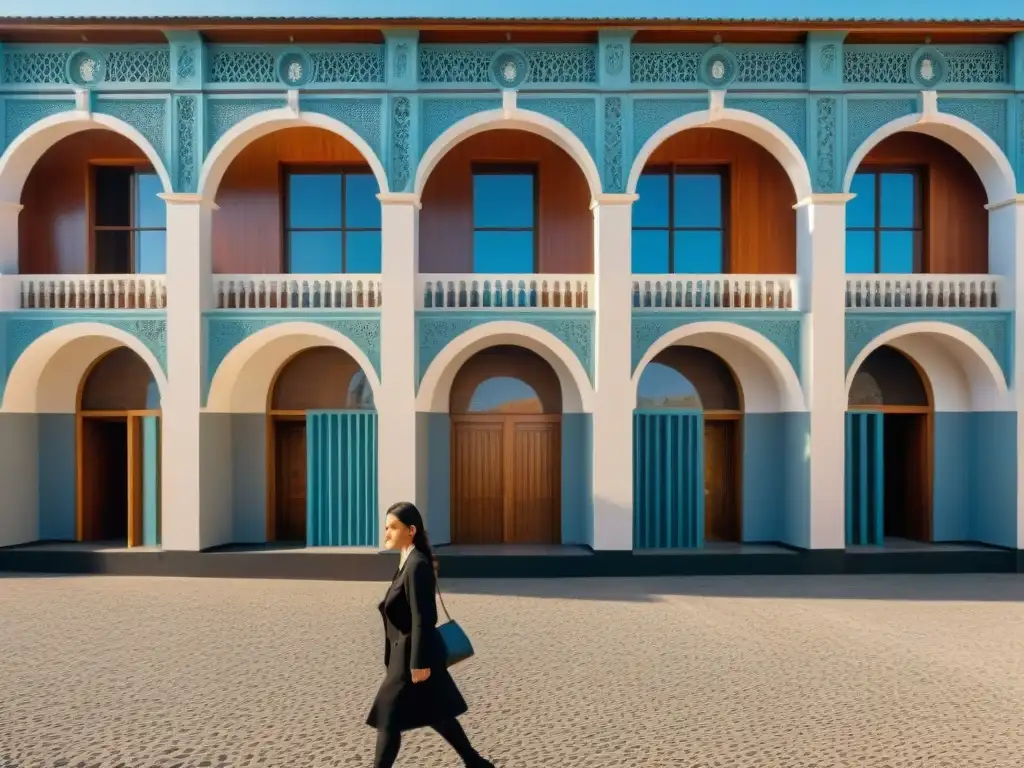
490, 49, 530, 90
909, 47, 947, 88
276, 49, 315, 88
67, 49, 107, 88
700, 47, 737, 89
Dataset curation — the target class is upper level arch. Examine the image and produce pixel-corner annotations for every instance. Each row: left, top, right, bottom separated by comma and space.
415, 107, 603, 200
79, 346, 161, 412
450, 345, 563, 414
637, 346, 742, 412
269, 345, 376, 412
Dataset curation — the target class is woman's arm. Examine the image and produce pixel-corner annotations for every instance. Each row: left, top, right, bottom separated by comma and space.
407, 555, 438, 673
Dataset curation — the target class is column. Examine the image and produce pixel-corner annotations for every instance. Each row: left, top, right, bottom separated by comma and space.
795, 193, 852, 550
159, 193, 215, 551
377, 193, 421, 545
591, 193, 636, 551
0, 201, 23, 310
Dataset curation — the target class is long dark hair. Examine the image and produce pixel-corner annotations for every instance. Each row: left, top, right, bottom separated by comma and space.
387, 501, 439, 574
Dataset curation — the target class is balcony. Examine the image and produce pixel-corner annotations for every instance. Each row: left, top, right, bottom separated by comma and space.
213, 275, 382, 310
16, 275, 167, 310
632, 275, 798, 310
419, 275, 593, 310
845, 275, 1003, 310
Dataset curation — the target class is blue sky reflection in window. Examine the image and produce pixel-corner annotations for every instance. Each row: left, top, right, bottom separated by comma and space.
469, 376, 543, 413
846, 171, 918, 274
473, 172, 535, 274
636, 363, 702, 410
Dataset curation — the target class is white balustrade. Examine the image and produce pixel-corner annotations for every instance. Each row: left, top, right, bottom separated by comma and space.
419, 274, 592, 309
845, 274, 1003, 309
214, 274, 382, 309
632, 274, 797, 310
19, 274, 166, 309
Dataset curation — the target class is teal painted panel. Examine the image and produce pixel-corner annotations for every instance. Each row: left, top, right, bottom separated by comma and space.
231, 414, 268, 543
783, 412, 811, 549
845, 411, 884, 546
423, 413, 451, 544
932, 411, 970, 541
561, 413, 592, 546
142, 416, 160, 547
967, 411, 1017, 548
38, 414, 75, 541
633, 410, 703, 549
306, 410, 378, 547
742, 414, 785, 543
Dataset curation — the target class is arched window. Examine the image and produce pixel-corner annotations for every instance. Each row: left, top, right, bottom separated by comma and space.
450, 345, 562, 414
271, 346, 374, 411
79, 347, 158, 411
636, 346, 741, 411
849, 346, 929, 408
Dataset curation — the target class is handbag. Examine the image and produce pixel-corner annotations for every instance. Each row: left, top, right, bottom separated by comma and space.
435, 580, 474, 667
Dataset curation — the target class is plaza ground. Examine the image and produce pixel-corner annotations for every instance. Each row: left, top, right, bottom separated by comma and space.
1, 573, 1023, 768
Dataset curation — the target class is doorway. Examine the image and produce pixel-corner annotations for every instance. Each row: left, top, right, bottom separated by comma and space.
704, 419, 740, 542
272, 418, 307, 542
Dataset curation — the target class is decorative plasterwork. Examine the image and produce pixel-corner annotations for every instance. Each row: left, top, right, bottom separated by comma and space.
390, 96, 412, 193
301, 97, 384, 157
2, 98, 75, 151
94, 97, 169, 163
204, 97, 287, 152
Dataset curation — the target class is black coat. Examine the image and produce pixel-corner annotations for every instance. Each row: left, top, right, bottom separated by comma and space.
366, 548, 468, 732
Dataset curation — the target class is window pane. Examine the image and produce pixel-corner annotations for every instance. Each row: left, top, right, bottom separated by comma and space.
879, 231, 915, 273
636, 362, 702, 410
135, 230, 166, 274
674, 174, 722, 228
347, 371, 375, 410
345, 231, 382, 273
288, 231, 343, 273
94, 167, 132, 227
344, 173, 381, 228
473, 173, 533, 228
848, 173, 876, 228
673, 230, 723, 273
473, 230, 533, 273
879, 173, 916, 228
135, 173, 165, 228
287, 174, 342, 229
469, 377, 542, 414
94, 230, 132, 273
634, 173, 670, 227
845, 230, 876, 273
631, 229, 670, 273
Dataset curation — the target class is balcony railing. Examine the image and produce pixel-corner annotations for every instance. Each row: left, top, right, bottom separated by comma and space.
632, 275, 797, 310
18, 275, 166, 309
419, 275, 592, 309
845, 275, 1003, 309
214, 275, 382, 309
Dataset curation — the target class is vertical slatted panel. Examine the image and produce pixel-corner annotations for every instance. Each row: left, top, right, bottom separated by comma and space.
845, 411, 885, 546
633, 410, 704, 548
306, 410, 378, 546
142, 415, 160, 547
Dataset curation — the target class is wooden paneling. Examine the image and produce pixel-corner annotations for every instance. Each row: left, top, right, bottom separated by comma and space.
860, 133, 988, 274
271, 346, 363, 411
450, 418, 505, 544
704, 420, 740, 542
212, 127, 373, 274
646, 127, 796, 274
419, 129, 593, 274
19, 130, 148, 274
273, 419, 308, 542
508, 420, 561, 544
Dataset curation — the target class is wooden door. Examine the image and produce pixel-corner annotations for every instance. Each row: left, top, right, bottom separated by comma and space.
883, 413, 932, 541
127, 416, 144, 547
703, 420, 740, 542
274, 419, 308, 542
78, 417, 129, 542
451, 415, 560, 544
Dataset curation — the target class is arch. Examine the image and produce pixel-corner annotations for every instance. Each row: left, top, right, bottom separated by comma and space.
843, 111, 1016, 204
849, 345, 931, 409
79, 346, 160, 412
206, 321, 381, 413
2, 323, 167, 414
845, 321, 1009, 412
269, 345, 375, 412
450, 346, 562, 414
633, 321, 804, 413
415, 108, 603, 198
0, 111, 172, 202
637, 346, 742, 411
627, 108, 813, 200
198, 108, 389, 200
417, 321, 592, 414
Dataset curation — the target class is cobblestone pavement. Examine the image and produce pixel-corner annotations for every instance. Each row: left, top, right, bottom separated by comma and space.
2, 573, 1024, 768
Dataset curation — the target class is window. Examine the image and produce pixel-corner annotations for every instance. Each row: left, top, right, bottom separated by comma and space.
632, 168, 726, 274
284, 169, 381, 273
846, 170, 922, 274
472, 167, 535, 273
92, 167, 166, 274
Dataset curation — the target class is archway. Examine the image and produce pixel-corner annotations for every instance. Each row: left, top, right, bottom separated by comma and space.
448, 345, 562, 545
847, 345, 933, 545
266, 346, 376, 545
635, 346, 743, 547
77, 346, 161, 547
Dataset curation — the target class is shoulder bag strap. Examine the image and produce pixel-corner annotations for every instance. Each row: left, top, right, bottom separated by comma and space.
435, 575, 454, 623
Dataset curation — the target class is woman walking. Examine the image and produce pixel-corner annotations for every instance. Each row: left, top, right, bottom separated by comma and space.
366, 501, 495, 768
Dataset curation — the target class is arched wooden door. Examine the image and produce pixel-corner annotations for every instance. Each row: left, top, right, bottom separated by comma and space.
848, 345, 933, 544
449, 346, 562, 545
267, 346, 376, 543
634, 346, 742, 546
76, 347, 161, 547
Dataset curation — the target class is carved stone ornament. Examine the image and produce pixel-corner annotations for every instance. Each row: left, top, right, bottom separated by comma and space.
67, 49, 107, 88
699, 46, 738, 88
276, 49, 315, 88
489, 49, 530, 90
909, 47, 947, 88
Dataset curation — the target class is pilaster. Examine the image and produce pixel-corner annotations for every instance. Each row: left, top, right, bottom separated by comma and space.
384, 29, 419, 91
598, 30, 633, 90
0, 201, 23, 310
591, 193, 636, 550
806, 31, 846, 91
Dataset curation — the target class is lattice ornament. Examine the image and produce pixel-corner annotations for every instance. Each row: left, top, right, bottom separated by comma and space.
418, 45, 596, 85
519, 97, 597, 156
844, 45, 1007, 85
631, 44, 806, 85
3, 46, 170, 85
94, 98, 169, 162
207, 46, 385, 85
940, 98, 1009, 151
3, 99, 75, 151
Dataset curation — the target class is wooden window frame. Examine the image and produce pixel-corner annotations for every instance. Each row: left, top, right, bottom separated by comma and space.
848, 167, 926, 274
633, 164, 730, 274
470, 163, 540, 273
88, 162, 164, 274
281, 164, 380, 274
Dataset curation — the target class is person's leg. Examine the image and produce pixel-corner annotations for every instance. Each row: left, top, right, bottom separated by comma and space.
431, 718, 490, 765
373, 728, 402, 768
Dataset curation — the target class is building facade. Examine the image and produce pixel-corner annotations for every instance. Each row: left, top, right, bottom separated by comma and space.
0, 15, 1021, 561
